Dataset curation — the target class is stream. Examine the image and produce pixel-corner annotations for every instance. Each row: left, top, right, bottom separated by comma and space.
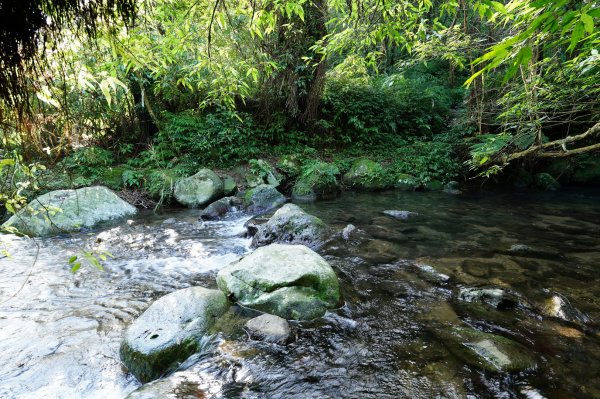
0, 188, 599, 398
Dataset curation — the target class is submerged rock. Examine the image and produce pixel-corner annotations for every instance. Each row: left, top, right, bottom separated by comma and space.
174, 169, 224, 207
457, 287, 518, 310
506, 243, 561, 259
217, 244, 341, 320
243, 184, 287, 214
436, 326, 536, 372
199, 196, 243, 220
342, 224, 356, 240
539, 293, 590, 325
244, 314, 291, 344
382, 210, 419, 220
251, 203, 330, 250
2, 186, 137, 237
120, 287, 229, 383
414, 264, 450, 284
342, 159, 388, 191
125, 371, 212, 399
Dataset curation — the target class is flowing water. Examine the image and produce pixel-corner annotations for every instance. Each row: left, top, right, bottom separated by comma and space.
1, 188, 599, 398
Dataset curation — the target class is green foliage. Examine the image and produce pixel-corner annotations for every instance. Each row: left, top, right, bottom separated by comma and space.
320, 66, 461, 146
297, 160, 340, 194
152, 109, 262, 168
386, 138, 465, 184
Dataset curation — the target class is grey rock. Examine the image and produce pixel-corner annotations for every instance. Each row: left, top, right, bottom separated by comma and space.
414, 264, 450, 284
217, 244, 341, 320
382, 210, 419, 220
457, 287, 518, 309
200, 196, 243, 221
174, 169, 224, 208
243, 184, 287, 214
435, 326, 536, 373
2, 186, 137, 237
251, 203, 330, 250
342, 224, 356, 240
244, 314, 291, 344
119, 287, 229, 382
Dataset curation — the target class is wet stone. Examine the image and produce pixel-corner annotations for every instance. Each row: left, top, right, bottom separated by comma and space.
435, 326, 536, 373
382, 210, 419, 220
119, 287, 229, 383
244, 314, 291, 344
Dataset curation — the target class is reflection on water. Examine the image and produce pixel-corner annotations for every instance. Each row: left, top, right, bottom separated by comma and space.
1, 188, 600, 398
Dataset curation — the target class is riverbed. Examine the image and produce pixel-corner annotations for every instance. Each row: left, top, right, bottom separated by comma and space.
1, 188, 599, 398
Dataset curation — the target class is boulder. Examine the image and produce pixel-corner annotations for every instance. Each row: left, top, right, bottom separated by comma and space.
199, 196, 243, 221
120, 287, 229, 382
436, 326, 536, 372
291, 161, 340, 202
251, 203, 330, 250
246, 159, 282, 188
342, 159, 388, 191
243, 184, 286, 214
395, 173, 419, 191
2, 186, 137, 237
217, 244, 341, 320
244, 314, 291, 344
534, 173, 560, 191
291, 180, 318, 202
443, 181, 462, 195
221, 174, 238, 196
174, 169, 223, 207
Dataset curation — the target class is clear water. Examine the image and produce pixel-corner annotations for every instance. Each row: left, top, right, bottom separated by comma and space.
1, 188, 599, 398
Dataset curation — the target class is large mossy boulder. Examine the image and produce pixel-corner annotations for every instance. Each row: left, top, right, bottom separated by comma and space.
174, 169, 223, 207
342, 159, 388, 191
291, 161, 340, 202
120, 287, 229, 383
217, 244, 341, 320
2, 186, 136, 237
251, 203, 330, 249
243, 184, 287, 214
435, 326, 536, 373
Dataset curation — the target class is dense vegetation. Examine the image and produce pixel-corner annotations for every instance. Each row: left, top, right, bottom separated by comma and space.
1, 0, 599, 214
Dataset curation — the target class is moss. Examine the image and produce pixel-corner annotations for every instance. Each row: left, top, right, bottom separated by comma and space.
342, 159, 388, 191
119, 337, 200, 383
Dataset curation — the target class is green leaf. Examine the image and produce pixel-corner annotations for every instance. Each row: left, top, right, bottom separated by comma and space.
581, 13, 594, 34
490, 1, 507, 14
71, 262, 81, 273
569, 22, 585, 52
68, 255, 78, 264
